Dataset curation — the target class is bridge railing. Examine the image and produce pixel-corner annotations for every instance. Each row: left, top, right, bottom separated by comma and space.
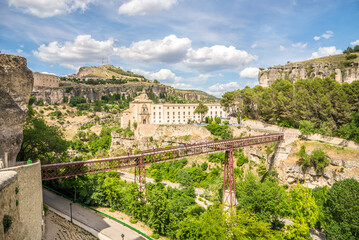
41, 133, 284, 180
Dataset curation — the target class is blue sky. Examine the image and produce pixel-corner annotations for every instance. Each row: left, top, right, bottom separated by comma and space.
1, 0, 359, 96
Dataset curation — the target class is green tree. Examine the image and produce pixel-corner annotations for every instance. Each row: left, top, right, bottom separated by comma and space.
283, 183, 319, 240
147, 190, 169, 235
177, 169, 193, 188
17, 107, 69, 164
194, 103, 208, 122
324, 178, 359, 240
237, 172, 289, 223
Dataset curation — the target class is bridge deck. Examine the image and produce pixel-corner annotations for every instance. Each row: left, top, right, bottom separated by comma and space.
41, 133, 284, 180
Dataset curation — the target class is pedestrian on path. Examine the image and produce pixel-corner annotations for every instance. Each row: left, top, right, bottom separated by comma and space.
0, 158, 4, 169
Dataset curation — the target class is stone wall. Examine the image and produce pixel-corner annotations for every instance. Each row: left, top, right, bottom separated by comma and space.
0, 162, 43, 240
0, 171, 23, 240
302, 134, 359, 150
0, 53, 33, 166
33, 72, 59, 88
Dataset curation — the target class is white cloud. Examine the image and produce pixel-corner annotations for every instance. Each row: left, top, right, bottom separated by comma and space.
131, 68, 182, 84
239, 67, 259, 79
310, 46, 342, 59
314, 30, 334, 41
350, 40, 359, 46
118, 0, 177, 15
16, 49, 23, 53
33, 35, 115, 69
322, 30, 334, 39
41, 72, 56, 75
184, 45, 257, 72
251, 43, 257, 48
172, 83, 194, 89
207, 81, 240, 97
8, 0, 94, 18
279, 45, 286, 51
116, 35, 191, 63
292, 42, 307, 48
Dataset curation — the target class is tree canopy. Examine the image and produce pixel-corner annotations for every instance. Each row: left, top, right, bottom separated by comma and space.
221, 78, 359, 142
194, 102, 208, 121
17, 106, 69, 164
323, 178, 359, 240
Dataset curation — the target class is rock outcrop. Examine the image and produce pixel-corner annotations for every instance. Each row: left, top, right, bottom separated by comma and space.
111, 124, 213, 151
0, 54, 33, 166
259, 58, 359, 87
235, 120, 359, 188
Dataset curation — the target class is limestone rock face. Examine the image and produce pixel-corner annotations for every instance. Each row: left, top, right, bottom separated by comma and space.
0, 54, 33, 166
258, 61, 359, 87
32, 86, 64, 105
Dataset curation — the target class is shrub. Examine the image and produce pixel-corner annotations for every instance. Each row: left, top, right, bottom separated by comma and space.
43, 204, 49, 215
298, 146, 329, 174
3, 215, 12, 234
69, 96, 86, 107
65, 86, 73, 93
129, 218, 138, 224
36, 100, 44, 106
201, 162, 208, 171
236, 149, 249, 167
151, 233, 160, 239
346, 54, 358, 60
299, 120, 316, 135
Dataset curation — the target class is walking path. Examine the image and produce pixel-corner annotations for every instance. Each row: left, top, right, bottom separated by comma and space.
43, 188, 147, 240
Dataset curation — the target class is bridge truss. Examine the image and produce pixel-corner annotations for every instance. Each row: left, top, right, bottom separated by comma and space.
42, 133, 284, 207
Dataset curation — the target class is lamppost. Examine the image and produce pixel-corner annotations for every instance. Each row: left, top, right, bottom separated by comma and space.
70, 202, 73, 223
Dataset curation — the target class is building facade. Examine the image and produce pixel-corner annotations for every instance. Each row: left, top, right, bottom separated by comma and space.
121, 92, 228, 128
33, 72, 59, 88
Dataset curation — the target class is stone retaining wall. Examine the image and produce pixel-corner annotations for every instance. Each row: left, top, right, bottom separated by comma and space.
0, 171, 22, 240
0, 162, 43, 240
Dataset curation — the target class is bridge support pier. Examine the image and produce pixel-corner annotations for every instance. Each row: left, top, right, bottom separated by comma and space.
223, 150, 237, 208
135, 156, 147, 197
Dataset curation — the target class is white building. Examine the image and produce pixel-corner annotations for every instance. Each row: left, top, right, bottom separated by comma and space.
121, 92, 228, 128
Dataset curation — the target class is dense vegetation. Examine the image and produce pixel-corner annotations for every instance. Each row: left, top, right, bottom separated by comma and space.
44, 163, 359, 239
221, 77, 359, 142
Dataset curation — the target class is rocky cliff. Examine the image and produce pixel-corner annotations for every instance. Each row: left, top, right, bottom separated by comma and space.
0, 54, 33, 166
32, 81, 218, 105
234, 120, 359, 188
259, 53, 359, 87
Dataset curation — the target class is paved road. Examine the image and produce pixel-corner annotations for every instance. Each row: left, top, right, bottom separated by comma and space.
43, 188, 147, 240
